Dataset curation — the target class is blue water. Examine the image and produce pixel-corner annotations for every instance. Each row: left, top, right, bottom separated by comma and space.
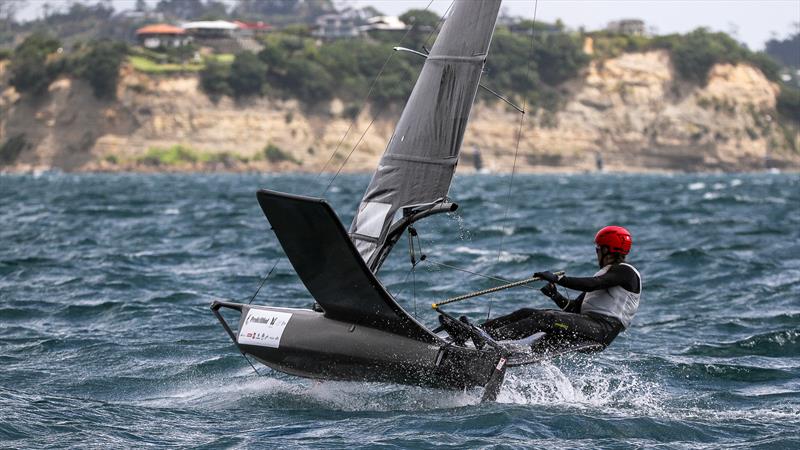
1, 172, 798, 448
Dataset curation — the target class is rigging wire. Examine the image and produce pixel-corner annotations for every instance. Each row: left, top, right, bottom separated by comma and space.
321, 0, 438, 195
322, 116, 377, 195
242, 353, 262, 376
248, 256, 279, 304
409, 228, 420, 318
412, 267, 417, 318
422, 1, 455, 51
424, 259, 536, 290
488, 0, 539, 320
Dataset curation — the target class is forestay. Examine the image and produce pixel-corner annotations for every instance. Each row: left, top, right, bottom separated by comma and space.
349, 0, 502, 271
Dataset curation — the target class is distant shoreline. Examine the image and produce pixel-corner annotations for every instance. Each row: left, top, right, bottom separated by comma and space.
3, 165, 795, 176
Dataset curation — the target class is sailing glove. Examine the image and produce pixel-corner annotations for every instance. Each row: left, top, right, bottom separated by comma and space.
540, 282, 570, 309
534, 271, 559, 284
540, 282, 559, 299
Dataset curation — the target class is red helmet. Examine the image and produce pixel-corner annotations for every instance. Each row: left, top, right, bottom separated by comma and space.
595, 226, 632, 255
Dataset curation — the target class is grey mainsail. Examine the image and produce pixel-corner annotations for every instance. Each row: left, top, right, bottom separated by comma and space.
349, 0, 502, 271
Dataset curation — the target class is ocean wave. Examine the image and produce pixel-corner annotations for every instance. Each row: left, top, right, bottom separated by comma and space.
498, 358, 667, 414
683, 330, 800, 357
3, 173, 800, 447
450, 245, 530, 263
132, 371, 478, 412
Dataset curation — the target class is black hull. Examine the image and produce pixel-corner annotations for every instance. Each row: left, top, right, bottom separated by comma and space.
212, 301, 501, 390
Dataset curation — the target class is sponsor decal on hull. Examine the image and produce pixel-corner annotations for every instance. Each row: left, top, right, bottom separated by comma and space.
238, 309, 292, 348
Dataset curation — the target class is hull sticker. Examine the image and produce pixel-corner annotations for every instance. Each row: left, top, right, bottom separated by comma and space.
238, 309, 292, 348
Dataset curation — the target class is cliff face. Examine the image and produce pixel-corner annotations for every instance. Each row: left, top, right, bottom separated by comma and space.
1, 50, 798, 172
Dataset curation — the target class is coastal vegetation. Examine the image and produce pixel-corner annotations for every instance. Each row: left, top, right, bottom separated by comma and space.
0, 134, 28, 164
201, 22, 794, 117
1, 1, 796, 171
105, 144, 299, 168
3, 5, 793, 120
110, 144, 252, 168
8, 32, 127, 99
263, 143, 300, 164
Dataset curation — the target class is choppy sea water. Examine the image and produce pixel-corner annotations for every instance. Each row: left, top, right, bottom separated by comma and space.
1, 172, 798, 448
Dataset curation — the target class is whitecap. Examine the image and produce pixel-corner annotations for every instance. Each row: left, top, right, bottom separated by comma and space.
451, 246, 528, 263
452, 246, 493, 256
687, 182, 705, 191
482, 224, 515, 236
496, 359, 666, 415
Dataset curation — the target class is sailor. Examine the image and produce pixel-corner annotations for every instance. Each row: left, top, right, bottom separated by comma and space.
480, 225, 641, 349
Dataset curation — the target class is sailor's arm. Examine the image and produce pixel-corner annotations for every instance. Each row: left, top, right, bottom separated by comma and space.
540, 283, 583, 313
540, 265, 638, 292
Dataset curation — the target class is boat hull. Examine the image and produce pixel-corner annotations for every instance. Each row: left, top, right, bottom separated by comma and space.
213, 301, 501, 390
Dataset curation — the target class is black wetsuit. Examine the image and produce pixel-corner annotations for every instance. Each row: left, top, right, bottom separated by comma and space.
481, 264, 641, 348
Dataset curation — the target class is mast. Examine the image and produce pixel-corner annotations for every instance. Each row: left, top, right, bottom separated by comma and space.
349, 0, 503, 272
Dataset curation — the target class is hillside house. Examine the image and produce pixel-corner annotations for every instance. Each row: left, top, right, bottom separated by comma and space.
312, 13, 360, 40
135, 24, 190, 49
606, 19, 646, 36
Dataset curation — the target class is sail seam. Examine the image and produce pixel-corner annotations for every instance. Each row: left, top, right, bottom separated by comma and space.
427, 54, 486, 63
382, 154, 458, 165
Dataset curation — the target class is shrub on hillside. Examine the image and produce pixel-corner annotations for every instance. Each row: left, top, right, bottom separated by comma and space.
651, 28, 754, 85
533, 33, 590, 85
9, 33, 62, 96
745, 51, 781, 82
586, 31, 649, 60
777, 85, 800, 122
398, 9, 441, 49
200, 59, 231, 98
229, 51, 267, 98
140, 145, 199, 166
0, 134, 28, 164
75, 40, 127, 99
263, 143, 298, 164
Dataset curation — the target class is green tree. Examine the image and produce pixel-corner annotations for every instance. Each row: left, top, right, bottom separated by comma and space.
777, 85, 800, 122
485, 29, 539, 98
200, 59, 231, 98
654, 28, 745, 85
399, 9, 441, 50
228, 51, 266, 97
533, 33, 588, 85
745, 51, 781, 82
765, 31, 799, 68
9, 33, 62, 96
283, 58, 333, 103
76, 40, 127, 99
399, 9, 440, 29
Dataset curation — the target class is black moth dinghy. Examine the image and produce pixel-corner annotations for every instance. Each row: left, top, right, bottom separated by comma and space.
211, 0, 600, 402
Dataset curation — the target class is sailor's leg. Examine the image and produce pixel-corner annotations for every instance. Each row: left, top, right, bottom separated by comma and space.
538, 311, 610, 342
481, 308, 539, 335
486, 310, 613, 344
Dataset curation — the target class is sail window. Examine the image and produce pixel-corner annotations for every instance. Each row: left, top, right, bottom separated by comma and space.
354, 201, 392, 238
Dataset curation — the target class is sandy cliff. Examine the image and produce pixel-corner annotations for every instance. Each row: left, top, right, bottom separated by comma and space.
1, 50, 797, 172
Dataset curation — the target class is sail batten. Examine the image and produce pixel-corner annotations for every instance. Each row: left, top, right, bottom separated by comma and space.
350, 0, 502, 271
